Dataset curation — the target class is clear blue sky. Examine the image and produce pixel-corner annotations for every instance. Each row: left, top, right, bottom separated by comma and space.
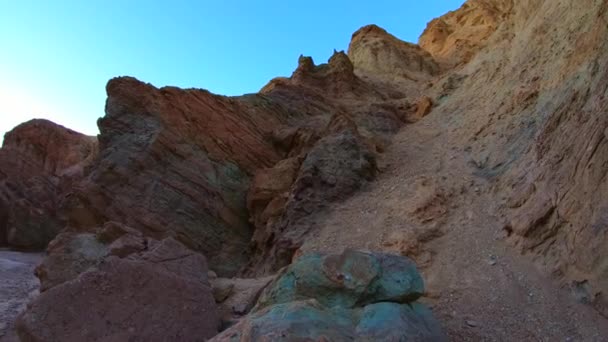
0, 1, 464, 139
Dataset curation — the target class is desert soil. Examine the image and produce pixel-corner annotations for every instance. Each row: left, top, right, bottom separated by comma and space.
0, 250, 42, 342
301, 113, 608, 341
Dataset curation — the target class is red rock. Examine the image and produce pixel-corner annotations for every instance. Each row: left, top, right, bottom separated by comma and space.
0, 119, 96, 249
35, 232, 108, 292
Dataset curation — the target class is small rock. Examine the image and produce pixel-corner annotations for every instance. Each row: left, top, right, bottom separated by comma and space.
466, 320, 479, 327
488, 255, 497, 266
232, 303, 248, 315
210, 278, 235, 303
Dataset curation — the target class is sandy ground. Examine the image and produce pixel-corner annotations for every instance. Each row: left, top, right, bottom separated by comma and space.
0, 250, 42, 342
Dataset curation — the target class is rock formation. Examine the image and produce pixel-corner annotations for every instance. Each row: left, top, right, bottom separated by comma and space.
419, 0, 509, 68
212, 250, 445, 341
4, 0, 608, 340
0, 119, 96, 249
349, 24, 439, 87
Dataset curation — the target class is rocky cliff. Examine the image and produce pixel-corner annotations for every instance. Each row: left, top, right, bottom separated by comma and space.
4, 0, 608, 340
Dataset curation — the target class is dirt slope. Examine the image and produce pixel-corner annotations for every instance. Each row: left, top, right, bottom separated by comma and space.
297, 0, 608, 339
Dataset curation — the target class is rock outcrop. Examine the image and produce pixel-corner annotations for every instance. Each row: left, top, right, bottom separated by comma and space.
419, 0, 510, 68
212, 250, 445, 341
0, 119, 96, 249
349, 24, 439, 86
62, 77, 296, 276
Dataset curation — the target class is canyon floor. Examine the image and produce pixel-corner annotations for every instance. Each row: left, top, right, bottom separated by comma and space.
0, 250, 41, 342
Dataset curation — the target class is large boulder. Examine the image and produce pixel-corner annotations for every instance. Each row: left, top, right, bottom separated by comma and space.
254, 250, 424, 310
212, 250, 445, 341
16, 237, 219, 342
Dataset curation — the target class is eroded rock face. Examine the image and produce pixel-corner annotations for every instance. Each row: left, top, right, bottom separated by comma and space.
17, 237, 219, 342
0, 119, 97, 249
419, 0, 608, 318
247, 119, 378, 274
61, 77, 297, 276
419, 0, 511, 68
500, 12, 608, 314
349, 24, 440, 84
212, 250, 445, 341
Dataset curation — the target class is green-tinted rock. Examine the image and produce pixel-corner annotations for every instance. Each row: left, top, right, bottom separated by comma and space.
255, 250, 424, 311
355, 302, 446, 341
213, 250, 445, 342
362, 252, 425, 305
213, 299, 355, 341
212, 300, 446, 342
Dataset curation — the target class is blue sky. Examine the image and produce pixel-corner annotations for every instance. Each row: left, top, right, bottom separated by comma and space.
0, 1, 464, 139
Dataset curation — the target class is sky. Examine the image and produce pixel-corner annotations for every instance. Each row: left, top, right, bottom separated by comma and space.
0, 1, 464, 141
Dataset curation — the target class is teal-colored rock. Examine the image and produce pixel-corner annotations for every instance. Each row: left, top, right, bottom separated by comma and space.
255, 250, 424, 311
355, 302, 446, 341
362, 252, 426, 305
212, 250, 445, 342
212, 300, 446, 342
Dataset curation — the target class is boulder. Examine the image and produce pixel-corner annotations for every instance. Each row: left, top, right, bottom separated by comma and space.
17, 237, 219, 342
212, 250, 445, 341
35, 232, 108, 292
254, 250, 424, 310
